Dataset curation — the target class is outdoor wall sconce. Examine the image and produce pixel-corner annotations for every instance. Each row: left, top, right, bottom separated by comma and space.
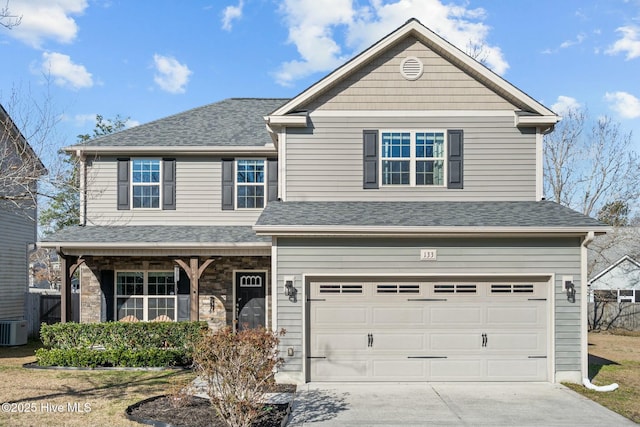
565, 280, 576, 303
284, 278, 297, 302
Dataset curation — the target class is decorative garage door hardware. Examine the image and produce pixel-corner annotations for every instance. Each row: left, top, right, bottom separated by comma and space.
406, 298, 448, 301
528, 298, 547, 301
367, 333, 374, 348
482, 333, 488, 347
307, 298, 326, 302
407, 356, 448, 359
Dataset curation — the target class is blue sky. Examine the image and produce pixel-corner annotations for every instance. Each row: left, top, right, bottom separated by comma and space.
1, 0, 639, 153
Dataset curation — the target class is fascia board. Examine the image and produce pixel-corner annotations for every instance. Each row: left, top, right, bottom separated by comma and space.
515, 114, 559, 127
64, 146, 277, 156
38, 241, 272, 250
271, 19, 557, 120
253, 225, 610, 237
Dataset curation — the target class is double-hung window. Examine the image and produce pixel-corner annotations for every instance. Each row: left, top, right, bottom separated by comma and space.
381, 130, 445, 186
116, 271, 176, 321
236, 159, 265, 209
131, 159, 161, 208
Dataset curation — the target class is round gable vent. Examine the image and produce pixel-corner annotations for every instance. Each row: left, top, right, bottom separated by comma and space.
400, 56, 423, 81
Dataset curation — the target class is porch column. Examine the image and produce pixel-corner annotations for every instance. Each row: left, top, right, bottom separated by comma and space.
57, 251, 85, 323
174, 257, 215, 321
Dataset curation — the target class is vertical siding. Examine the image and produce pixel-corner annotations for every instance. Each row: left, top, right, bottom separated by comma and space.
274, 237, 582, 376
301, 36, 516, 111
285, 116, 537, 201
86, 156, 264, 226
0, 202, 35, 320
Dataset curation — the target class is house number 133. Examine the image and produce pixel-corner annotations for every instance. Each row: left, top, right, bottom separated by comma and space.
420, 249, 437, 261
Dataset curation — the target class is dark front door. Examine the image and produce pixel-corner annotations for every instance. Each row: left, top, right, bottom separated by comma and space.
235, 271, 266, 330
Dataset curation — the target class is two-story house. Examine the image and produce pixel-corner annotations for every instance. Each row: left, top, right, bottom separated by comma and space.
40, 19, 607, 384
1, 103, 46, 321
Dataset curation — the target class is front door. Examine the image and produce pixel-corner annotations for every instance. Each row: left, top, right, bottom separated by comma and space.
235, 271, 266, 330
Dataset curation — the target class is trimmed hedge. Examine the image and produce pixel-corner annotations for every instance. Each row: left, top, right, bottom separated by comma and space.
35, 348, 187, 368
37, 321, 207, 368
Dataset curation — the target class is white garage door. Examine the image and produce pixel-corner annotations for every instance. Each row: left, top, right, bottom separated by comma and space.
308, 280, 549, 381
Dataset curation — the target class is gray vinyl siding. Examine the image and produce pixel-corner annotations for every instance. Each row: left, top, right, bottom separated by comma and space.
86, 156, 263, 226
301, 36, 516, 111
274, 237, 582, 376
0, 202, 35, 320
285, 116, 536, 201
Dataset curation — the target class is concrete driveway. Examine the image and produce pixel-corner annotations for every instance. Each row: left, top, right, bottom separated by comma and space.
288, 382, 636, 426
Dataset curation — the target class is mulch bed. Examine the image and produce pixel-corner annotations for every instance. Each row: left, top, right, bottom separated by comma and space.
127, 384, 296, 427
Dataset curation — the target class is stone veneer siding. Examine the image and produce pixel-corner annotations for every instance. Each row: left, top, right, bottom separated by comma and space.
78, 255, 271, 330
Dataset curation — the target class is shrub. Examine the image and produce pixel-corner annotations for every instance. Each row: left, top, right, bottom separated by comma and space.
37, 321, 207, 368
194, 327, 285, 427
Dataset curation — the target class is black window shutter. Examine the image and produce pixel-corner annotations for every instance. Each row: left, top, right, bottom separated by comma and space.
363, 130, 379, 189
447, 130, 464, 189
117, 158, 130, 210
267, 159, 278, 203
221, 159, 235, 210
162, 158, 176, 210
100, 270, 115, 322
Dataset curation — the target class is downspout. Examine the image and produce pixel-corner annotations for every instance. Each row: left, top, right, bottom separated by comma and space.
581, 231, 594, 382
76, 149, 86, 226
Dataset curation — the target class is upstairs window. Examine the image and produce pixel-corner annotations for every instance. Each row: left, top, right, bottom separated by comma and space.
131, 159, 161, 208
381, 131, 445, 186
236, 159, 265, 209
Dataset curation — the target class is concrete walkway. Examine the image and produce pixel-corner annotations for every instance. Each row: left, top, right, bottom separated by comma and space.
288, 382, 636, 426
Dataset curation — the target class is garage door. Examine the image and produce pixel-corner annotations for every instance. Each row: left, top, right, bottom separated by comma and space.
307, 279, 548, 381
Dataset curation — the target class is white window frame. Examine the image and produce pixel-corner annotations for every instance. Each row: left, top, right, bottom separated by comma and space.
131, 158, 162, 209
115, 270, 177, 321
235, 158, 266, 210
380, 130, 447, 187
618, 289, 640, 303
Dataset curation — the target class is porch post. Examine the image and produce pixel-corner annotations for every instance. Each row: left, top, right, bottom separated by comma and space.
190, 257, 199, 321
57, 251, 85, 323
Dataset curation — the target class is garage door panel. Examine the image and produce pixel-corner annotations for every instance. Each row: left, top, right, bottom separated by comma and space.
371, 306, 425, 326
486, 358, 546, 380
486, 332, 545, 353
430, 359, 483, 380
486, 305, 545, 326
311, 332, 366, 353
372, 359, 426, 379
312, 306, 368, 327
373, 332, 426, 352
430, 332, 482, 352
311, 359, 368, 380
430, 306, 482, 325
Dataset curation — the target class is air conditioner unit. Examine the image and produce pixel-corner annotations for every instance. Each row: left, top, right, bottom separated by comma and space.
0, 320, 28, 346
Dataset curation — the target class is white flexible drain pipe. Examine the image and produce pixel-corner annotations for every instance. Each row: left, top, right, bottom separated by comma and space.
583, 378, 619, 392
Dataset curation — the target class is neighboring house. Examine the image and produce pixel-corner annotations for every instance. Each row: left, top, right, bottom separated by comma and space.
589, 255, 640, 303
0, 104, 46, 320
40, 19, 608, 384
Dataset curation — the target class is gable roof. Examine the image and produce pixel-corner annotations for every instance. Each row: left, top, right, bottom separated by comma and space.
254, 200, 608, 236
66, 98, 288, 155
0, 103, 46, 174
268, 19, 557, 126
589, 255, 640, 284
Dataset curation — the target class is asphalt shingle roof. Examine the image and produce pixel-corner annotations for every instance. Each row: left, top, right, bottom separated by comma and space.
41, 225, 270, 244
256, 200, 607, 228
70, 98, 289, 148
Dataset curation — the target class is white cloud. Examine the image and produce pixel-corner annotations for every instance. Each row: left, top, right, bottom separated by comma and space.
152, 54, 192, 94
222, 0, 244, 31
551, 96, 582, 115
41, 52, 93, 89
606, 26, 640, 60
274, 0, 509, 86
542, 33, 586, 54
6, 0, 88, 48
604, 91, 640, 119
